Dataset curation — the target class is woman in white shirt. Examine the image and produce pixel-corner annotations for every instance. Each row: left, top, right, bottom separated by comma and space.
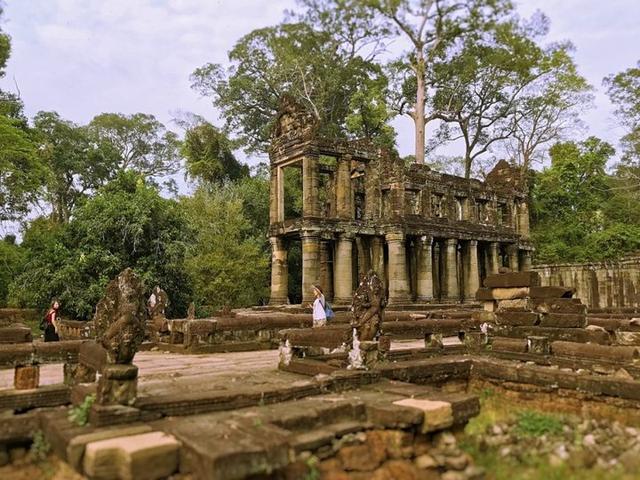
310, 284, 327, 327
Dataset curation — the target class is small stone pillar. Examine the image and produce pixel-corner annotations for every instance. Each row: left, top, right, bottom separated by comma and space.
386, 233, 411, 304
371, 236, 385, 287
334, 234, 354, 305
488, 242, 500, 274
302, 155, 319, 217
507, 245, 519, 272
97, 364, 138, 406
269, 236, 289, 305
336, 154, 353, 220
444, 238, 459, 302
14, 365, 40, 390
464, 240, 480, 302
301, 232, 320, 304
416, 236, 433, 302
269, 166, 278, 224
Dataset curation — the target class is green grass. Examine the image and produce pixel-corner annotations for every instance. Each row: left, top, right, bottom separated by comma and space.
462, 388, 638, 480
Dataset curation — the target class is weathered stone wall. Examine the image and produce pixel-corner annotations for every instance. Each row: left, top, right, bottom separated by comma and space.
533, 257, 640, 309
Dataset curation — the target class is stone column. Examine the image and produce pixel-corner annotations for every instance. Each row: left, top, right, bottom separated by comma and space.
269, 166, 278, 224
302, 155, 319, 217
507, 245, 519, 272
444, 239, 459, 302
319, 240, 333, 300
336, 154, 352, 220
355, 237, 370, 279
370, 236, 385, 286
301, 232, 320, 304
334, 234, 354, 304
464, 240, 480, 301
416, 236, 433, 302
520, 250, 532, 271
269, 237, 288, 305
488, 242, 500, 274
518, 201, 530, 238
386, 233, 411, 304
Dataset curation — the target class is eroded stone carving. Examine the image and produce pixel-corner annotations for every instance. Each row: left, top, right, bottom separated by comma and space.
351, 270, 386, 342
94, 268, 146, 365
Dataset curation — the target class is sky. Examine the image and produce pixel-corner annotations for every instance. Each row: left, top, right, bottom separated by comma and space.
0, 0, 639, 232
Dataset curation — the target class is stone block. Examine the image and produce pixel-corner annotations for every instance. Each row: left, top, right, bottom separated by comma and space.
529, 286, 574, 299
495, 311, 539, 326
83, 431, 180, 480
491, 337, 528, 353
365, 403, 423, 428
551, 341, 639, 362
471, 311, 496, 322
67, 425, 153, 470
0, 325, 32, 344
533, 298, 586, 314
527, 336, 550, 355
0, 343, 34, 366
14, 364, 39, 389
476, 287, 529, 301
392, 398, 453, 433
97, 367, 137, 406
615, 331, 640, 346
539, 313, 586, 328
79, 341, 107, 372
496, 298, 532, 312
484, 271, 541, 288
64, 362, 97, 385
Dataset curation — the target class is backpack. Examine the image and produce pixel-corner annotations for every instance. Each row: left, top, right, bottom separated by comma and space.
39, 316, 47, 331
324, 300, 335, 320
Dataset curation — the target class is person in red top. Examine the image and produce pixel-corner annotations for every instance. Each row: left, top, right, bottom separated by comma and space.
44, 299, 60, 342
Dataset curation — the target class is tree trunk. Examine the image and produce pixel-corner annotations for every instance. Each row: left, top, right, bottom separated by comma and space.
414, 50, 426, 164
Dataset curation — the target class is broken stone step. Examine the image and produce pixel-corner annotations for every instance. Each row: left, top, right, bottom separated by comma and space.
495, 312, 539, 327
539, 313, 586, 328
491, 337, 528, 353
83, 431, 180, 480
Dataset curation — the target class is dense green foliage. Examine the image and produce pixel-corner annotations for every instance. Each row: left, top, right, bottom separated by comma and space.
181, 181, 270, 310
531, 137, 640, 263
9, 173, 192, 319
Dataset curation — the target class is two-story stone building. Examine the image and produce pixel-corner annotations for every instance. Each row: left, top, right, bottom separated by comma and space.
268, 100, 533, 305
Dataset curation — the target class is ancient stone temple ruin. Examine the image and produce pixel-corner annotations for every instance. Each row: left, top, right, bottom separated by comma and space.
268, 99, 533, 306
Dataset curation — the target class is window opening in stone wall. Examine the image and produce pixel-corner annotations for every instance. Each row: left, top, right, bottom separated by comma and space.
406, 190, 420, 215
496, 203, 506, 226
318, 156, 337, 217
287, 238, 302, 304
432, 194, 444, 218
455, 197, 464, 220
283, 165, 303, 220
352, 162, 366, 220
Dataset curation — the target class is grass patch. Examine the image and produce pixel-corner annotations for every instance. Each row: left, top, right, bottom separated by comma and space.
514, 410, 564, 437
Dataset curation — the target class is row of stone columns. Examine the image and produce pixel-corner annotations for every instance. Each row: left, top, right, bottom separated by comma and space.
270, 233, 533, 305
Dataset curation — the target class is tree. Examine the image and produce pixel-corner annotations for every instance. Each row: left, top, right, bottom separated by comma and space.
180, 184, 270, 310
307, 0, 511, 164
32, 111, 115, 223
531, 137, 626, 262
10, 173, 192, 319
181, 120, 249, 184
0, 235, 24, 306
88, 113, 181, 180
604, 61, 640, 179
191, 22, 394, 153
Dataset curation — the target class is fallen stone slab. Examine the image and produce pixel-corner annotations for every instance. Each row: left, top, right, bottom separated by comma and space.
494, 325, 611, 344
539, 313, 587, 328
495, 311, 539, 327
529, 286, 575, 299
551, 341, 640, 362
83, 431, 180, 480
0, 410, 41, 443
392, 398, 453, 432
615, 331, 640, 346
476, 287, 529, 301
0, 384, 69, 411
484, 272, 541, 288
0, 343, 34, 366
534, 298, 586, 314
491, 337, 528, 354
66, 425, 153, 471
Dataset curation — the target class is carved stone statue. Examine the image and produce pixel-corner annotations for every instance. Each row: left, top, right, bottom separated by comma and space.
351, 270, 386, 341
147, 285, 169, 335
187, 302, 196, 321
94, 268, 147, 365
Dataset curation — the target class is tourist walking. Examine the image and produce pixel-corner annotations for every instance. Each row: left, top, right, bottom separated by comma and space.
310, 285, 327, 327
43, 299, 61, 342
